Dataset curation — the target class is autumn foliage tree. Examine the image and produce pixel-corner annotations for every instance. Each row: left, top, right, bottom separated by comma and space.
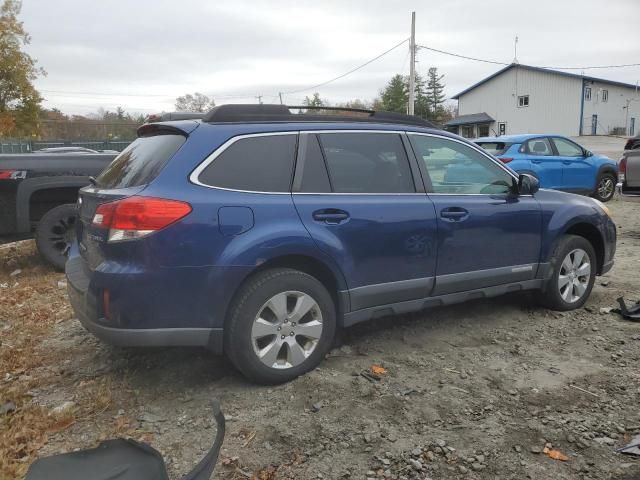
0, 0, 44, 137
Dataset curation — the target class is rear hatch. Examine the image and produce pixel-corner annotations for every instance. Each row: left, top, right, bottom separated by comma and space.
77, 127, 188, 270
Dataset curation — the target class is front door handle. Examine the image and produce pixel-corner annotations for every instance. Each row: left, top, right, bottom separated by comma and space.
562, 161, 572, 165
531, 159, 542, 164
313, 209, 349, 224
440, 207, 469, 221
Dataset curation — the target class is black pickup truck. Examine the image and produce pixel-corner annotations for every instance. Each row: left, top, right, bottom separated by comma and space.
0, 153, 117, 269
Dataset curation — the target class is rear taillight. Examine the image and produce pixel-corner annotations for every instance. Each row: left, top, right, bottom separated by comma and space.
619, 157, 627, 183
498, 157, 513, 164
92, 196, 192, 242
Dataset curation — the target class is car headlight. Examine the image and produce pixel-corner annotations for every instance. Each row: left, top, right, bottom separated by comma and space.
592, 198, 611, 217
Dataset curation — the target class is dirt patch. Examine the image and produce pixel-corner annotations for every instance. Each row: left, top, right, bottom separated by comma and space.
1, 197, 640, 479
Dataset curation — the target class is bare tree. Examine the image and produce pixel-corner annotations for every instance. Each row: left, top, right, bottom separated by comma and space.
175, 92, 216, 112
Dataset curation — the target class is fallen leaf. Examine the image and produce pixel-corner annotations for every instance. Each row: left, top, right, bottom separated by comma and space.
543, 447, 569, 461
371, 365, 387, 375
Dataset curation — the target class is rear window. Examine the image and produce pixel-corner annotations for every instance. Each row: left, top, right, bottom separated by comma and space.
476, 142, 511, 156
95, 134, 186, 188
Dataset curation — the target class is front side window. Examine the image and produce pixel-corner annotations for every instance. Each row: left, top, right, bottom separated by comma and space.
552, 137, 583, 157
585, 87, 592, 101
525, 138, 553, 156
518, 95, 529, 107
197, 134, 297, 192
409, 135, 514, 195
317, 133, 415, 193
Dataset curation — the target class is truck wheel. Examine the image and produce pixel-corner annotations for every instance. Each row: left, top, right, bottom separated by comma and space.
593, 173, 616, 202
225, 268, 336, 384
35, 203, 78, 271
537, 234, 596, 311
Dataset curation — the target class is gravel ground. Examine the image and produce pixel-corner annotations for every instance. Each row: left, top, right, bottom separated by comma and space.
1, 195, 639, 480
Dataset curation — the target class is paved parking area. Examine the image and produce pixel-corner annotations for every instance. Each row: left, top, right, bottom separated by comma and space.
571, 136, 626, 160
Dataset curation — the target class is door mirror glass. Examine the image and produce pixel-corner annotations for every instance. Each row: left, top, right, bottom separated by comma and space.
518, 173, 539, 195
585, 150, 593, 157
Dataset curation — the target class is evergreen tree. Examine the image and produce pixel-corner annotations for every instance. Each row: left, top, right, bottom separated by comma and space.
426, 67, 446, 119
302, 92, 327, 107
378, 74, 407, 113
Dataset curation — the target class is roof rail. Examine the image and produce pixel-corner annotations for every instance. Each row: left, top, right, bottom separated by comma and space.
201, 104, 436, 128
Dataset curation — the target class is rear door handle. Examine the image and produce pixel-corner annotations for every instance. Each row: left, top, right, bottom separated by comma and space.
440, 207, 469, 221
313, 209, 349, 224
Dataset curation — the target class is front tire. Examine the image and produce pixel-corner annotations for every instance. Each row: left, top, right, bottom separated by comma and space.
35, 203, 78, 271
537, 234, 597, 311
225, 268, 336, 384
593, 172, 616, 202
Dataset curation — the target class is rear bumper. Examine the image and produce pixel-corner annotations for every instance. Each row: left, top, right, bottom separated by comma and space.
66, 254, 223, 352
621, 183, 640, 196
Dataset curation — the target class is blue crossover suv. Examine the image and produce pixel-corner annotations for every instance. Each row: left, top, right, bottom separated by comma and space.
66, 105, 616, 384
472, 134, 618, 202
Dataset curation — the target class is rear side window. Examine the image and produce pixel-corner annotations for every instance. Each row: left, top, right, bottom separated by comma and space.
197, 134, 297, 192
524, 138, 553, 156
476, 142, 511, 156
318, 133, 415, 193
96, 134, 186, 188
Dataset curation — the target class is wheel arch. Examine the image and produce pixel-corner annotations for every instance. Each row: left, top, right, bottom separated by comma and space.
223, 253, 350, 330
563, 222, 605, 274
16, 176, 89, 232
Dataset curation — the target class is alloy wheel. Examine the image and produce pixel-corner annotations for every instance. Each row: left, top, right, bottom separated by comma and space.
251, 291, 323, 369
47, 215, 76, 256
558, 248, 591, 303
597, 177, 615, 200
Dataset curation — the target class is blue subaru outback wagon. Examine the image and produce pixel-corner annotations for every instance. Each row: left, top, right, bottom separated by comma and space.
66, 104, 616, 384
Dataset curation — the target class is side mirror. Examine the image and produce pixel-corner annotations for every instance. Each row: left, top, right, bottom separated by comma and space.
584, 150, 593, 157
518, 173, 539, 195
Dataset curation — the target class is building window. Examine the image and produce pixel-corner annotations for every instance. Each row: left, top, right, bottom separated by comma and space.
478, 124, 490, 137
584, 86, 592, 101
518, 95, 529, 107
461, 125, 475, 138
602, 89, 608, 102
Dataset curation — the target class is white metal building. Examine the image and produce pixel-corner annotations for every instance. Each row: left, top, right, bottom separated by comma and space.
446, 64, 640, 138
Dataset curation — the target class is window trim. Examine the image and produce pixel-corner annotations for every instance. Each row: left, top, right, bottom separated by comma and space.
189, 131, 298, 194
290, 130, 427, 196
406, 132, 519, 196
517, 95, 529, 108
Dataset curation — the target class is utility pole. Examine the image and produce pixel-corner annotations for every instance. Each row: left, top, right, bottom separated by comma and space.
278, 92, 283, 105
408, 11, 416, 116
513, 35, 519, 64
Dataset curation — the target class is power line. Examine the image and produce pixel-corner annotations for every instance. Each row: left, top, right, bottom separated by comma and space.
417, 44, 640, 70
281, 38, 409, 95
417, 44, 509, 65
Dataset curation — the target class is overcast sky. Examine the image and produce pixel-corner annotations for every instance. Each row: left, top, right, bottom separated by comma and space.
21, 0, 640, 115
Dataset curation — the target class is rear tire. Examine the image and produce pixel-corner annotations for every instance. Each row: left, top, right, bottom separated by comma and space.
593, 172, 616, 202
224, 268, 336, 384
537, 234, 596, 311
35, 203, 78, 271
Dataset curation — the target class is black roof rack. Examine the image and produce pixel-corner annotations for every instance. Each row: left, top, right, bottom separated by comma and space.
201, 104, 436, 128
